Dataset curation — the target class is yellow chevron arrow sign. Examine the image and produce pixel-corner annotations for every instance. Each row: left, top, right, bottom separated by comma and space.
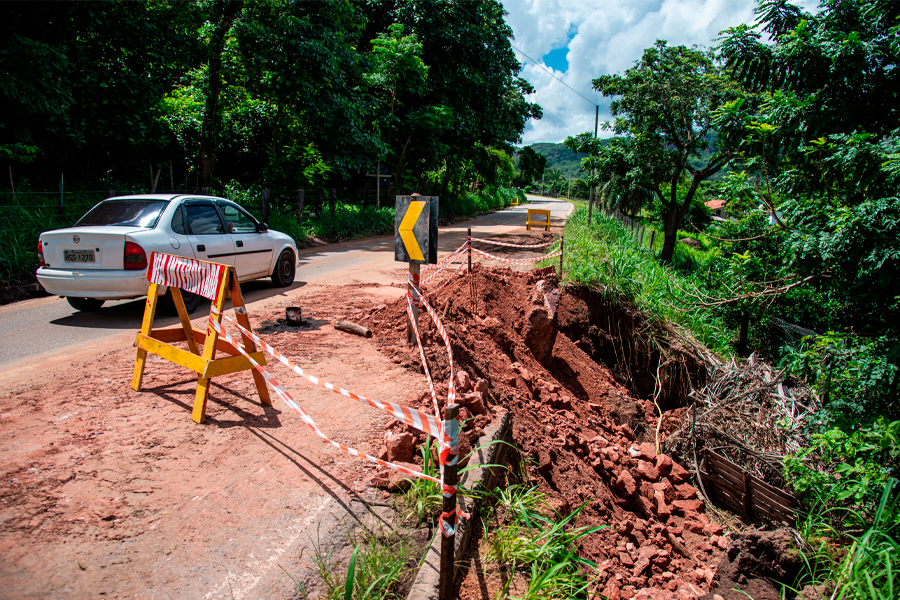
398, 200, 426, 261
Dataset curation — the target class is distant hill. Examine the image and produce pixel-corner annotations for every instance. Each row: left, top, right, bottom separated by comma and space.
525, 142, 587, 179
523, 132, 722, 181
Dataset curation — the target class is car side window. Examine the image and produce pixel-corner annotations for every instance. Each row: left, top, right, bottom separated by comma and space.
171, 205, 187, 235
185, 204, 226, 235
218, 202, 258, 234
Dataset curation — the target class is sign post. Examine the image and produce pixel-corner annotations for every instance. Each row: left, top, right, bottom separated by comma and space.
395, 195, 438, 345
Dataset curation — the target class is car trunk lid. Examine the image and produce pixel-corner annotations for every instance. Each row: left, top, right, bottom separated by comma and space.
40, 227, 144, 270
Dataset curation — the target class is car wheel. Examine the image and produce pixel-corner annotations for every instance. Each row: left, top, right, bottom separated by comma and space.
271, 250, 296, 287
67, 297, 105, 312
161, 289, 201, 315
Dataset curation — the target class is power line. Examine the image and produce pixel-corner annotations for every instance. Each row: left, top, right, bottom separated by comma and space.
538, 107, 580, 137
451, 2, 599, 108
509, 45, 599, 108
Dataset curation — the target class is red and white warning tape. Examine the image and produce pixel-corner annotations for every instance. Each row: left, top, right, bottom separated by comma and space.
206, 314, 442, 484
469, 237, 558, 248
148, 252, 226, 301
471, 245, 562, 265
421, 241, 468, 273
210, 307, 442, 439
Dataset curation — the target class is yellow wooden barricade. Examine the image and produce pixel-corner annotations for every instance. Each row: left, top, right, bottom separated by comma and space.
131, 259, 270, 423
511, 196, 520, 206
526, 208, 551, 231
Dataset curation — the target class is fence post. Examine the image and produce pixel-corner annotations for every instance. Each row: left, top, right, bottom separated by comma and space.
438, 403, 460, 600
169, 161, 174, 193
296, 189, 305, 222
261, 189, 270, 224
649, 230, 656, 250
467, 228, 472, 274
406, 263, 420, 346
559, 236, 564, 276
58, 173, 64, 217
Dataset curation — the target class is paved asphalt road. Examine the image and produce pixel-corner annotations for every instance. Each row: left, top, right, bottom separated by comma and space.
0, 196, 573, 371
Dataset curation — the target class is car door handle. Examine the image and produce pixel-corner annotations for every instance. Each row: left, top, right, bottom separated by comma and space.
197, 244, 206, 252
236, 241, 243, 248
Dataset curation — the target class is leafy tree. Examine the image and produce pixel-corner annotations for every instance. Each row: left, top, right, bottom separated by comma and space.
717, 0, 900, 339
515, 146, 547, 187
592, 41, 746, 262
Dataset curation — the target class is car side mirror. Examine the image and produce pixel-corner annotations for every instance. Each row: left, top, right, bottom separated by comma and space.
258, 223, 268, 233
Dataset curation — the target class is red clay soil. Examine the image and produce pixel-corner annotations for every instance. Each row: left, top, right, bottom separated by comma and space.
367, 252, 729, 600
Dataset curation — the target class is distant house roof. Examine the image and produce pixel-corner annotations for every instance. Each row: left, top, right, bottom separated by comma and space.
705, 198, 727, 210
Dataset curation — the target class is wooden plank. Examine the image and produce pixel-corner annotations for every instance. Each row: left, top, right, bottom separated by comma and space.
708, 450, 797, 507
230, 271, 271, 406
706, 452, 748, 479
149, 327, 189, 343
204, 352, 267, 378
192, 269, 230, 423
703, 470, 795, 525
748, 473, 797, 505
171, 287, 199, 355
132, 283, 160, 391
747, 479, 797, 511
708, 462, 744, 487
136, 334, 208, 375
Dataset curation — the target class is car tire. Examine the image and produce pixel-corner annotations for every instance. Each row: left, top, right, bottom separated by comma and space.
271, 250, 296, 287
161, 289, 201, 315
67, 297, 105, 312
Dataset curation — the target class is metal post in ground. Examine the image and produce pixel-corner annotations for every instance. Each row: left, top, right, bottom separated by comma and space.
467, 228, 472, 274
559, 236, 564, 276
406, 262, 420, 346
438, 403, 460, 600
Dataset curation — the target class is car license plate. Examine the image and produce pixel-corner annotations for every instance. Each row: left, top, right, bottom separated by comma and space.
64, 249, 95, 263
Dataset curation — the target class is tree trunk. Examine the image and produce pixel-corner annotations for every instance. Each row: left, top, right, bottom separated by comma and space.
196, 1, 241, 190
329, 188, 336, 218
659, 175, 702, 264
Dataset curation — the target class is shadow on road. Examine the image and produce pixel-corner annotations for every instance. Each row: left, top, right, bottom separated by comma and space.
48, 279, 308, 329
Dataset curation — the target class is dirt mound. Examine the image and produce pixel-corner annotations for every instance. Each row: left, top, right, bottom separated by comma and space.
700, 529, 804, 599
368, 263, 728, 599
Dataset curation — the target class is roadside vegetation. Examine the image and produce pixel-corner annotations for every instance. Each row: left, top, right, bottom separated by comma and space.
557, 1, 899, 596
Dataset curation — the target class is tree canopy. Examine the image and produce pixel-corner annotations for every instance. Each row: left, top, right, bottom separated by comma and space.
589, 41, 747, 262
1, 0, 540, 194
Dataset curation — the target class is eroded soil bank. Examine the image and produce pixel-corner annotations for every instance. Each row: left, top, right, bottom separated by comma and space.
368, 261, 733, 600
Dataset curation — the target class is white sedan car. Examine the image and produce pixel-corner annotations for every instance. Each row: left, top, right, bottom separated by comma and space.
37, 194, 298, 312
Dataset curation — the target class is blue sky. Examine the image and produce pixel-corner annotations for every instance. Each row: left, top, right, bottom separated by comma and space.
500, 0, 819, 145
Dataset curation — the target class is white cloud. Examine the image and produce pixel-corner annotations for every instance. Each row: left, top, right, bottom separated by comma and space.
501, 0, 762, 145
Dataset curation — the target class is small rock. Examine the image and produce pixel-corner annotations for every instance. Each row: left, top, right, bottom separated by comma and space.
673, 499, 703, 514
704, 521, 724, 536
463, 391, 485, 414
675, 482, 699, 500
473, 378, 489, 397
615, 470, 637, 496
654, 454, 673, 476
636, 460, 660, 481
668, 461, 690, 483
482, 317, 501, 329
631, 442, 656, 462
454, 370, 472, 393
618, 552, 634, 567
368, 462, 421, 492
384, 430, 416, 462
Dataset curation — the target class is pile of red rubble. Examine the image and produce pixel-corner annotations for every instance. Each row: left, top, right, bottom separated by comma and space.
362, 263, 749, 599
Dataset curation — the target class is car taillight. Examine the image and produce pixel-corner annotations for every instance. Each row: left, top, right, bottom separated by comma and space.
124, 241, 148, 270
37, 240, 45, 268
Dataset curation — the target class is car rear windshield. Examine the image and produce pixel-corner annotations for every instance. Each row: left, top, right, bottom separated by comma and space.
75, 200, 168, 228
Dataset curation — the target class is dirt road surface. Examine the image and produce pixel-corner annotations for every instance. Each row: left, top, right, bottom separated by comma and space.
0, 198, 572, 599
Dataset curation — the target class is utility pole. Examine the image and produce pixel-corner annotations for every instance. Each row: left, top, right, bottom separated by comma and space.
541, 172, 545, 196
588, 105, 599, 221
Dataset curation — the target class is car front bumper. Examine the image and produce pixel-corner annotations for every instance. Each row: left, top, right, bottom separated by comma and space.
36, 267, 156, 300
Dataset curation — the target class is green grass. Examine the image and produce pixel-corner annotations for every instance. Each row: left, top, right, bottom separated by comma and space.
554, 206, 733, 356
481, 483, 605, 599
308, 523, 417, 600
